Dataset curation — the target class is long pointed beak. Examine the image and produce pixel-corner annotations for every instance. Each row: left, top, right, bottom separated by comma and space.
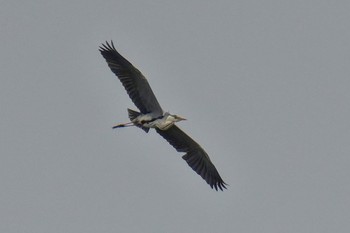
177, 116, 187, 121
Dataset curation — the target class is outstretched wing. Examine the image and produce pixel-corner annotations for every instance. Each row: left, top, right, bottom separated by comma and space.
156, 125, 227, 191
99, 41, 163, 116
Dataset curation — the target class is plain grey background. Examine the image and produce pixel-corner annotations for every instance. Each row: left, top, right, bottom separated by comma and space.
1, 1, 349, 232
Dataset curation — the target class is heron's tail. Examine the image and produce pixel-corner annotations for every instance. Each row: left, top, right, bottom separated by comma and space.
127, 108, 141, 121
127, 109, 150, 133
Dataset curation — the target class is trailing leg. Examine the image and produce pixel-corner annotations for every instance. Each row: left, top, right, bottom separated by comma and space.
112, 122, 134, 129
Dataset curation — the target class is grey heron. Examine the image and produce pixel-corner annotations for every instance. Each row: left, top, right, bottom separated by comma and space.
99, 41, 227, 191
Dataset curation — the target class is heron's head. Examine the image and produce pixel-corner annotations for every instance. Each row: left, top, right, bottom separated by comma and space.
171, 114, 187, 122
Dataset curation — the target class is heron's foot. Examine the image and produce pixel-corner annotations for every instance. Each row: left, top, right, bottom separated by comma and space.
112, 124, 124, 129
112, 122, 133, 129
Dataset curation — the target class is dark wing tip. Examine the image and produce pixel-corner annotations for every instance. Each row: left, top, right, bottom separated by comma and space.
156, 126, 227, 191
207, 173, 228, 191
215, 179, 228, 191
210, 175, 228, 191
99, 40, 135, 70
99, 40, 116, 53
182, 150, 228, 191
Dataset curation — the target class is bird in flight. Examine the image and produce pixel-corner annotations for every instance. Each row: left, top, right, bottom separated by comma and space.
99, 41, 227, 191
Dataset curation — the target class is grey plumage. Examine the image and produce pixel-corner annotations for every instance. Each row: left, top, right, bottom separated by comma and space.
99, 41, 163, 117
99, 41, 227, 191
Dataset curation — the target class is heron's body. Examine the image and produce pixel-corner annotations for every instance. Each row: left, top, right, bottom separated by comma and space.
141, 113, 181, 130
114, 110, 184, 131
99, 41, 227, 191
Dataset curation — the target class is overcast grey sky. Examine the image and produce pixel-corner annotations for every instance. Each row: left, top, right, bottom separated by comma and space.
1, 1, 350, 232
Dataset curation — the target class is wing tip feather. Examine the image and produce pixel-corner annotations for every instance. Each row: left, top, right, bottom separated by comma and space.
182, 150, 228, 191
99, 40, 116, 53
